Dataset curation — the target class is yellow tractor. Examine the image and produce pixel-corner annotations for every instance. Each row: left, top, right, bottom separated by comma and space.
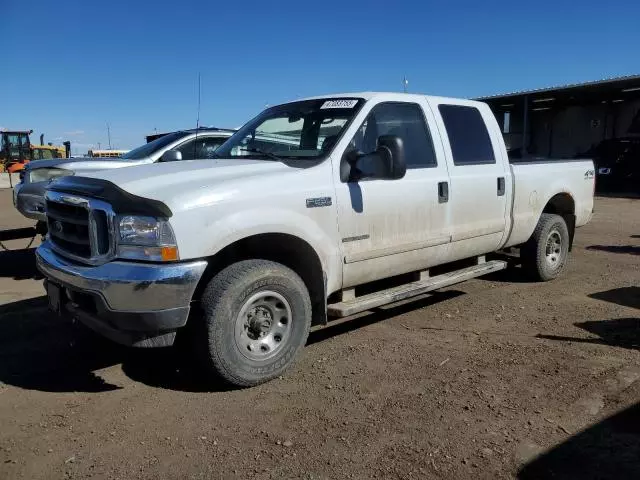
0, 129, 32, 173
31, 144, 66, 161
0, 130, 68, 174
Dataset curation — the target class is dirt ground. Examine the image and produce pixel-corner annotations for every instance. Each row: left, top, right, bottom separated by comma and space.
1, 189, 639, 480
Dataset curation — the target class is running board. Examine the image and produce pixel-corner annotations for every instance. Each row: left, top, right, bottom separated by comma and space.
327, 260, 507, 318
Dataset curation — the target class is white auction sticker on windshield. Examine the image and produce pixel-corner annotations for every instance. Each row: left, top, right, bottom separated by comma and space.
320, 99, 358, 109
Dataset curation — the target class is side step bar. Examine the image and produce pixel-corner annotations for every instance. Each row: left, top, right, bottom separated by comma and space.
327, 260, 507, 318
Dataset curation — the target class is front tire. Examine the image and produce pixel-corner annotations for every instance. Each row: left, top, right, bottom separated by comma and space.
198, 260, 311, 387
521, 213, 570, 281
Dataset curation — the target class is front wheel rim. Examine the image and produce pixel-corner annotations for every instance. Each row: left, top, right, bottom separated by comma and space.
235, 290, 292, 361
545, 229, 563, 269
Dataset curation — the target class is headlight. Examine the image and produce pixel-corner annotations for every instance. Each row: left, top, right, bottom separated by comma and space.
29, 168, 74, 183
116, 215, 179, 262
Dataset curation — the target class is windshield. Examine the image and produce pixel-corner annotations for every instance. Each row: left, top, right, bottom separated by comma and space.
120, 131, 187, 160
214, 98, 365, 160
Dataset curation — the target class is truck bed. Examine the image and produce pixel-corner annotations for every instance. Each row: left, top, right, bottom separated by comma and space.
506, 158, 595, 248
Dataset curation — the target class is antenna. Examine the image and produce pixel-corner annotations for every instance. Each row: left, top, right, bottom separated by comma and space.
196, 72, 201, 129
402, 76, 409, 93
193, 72, 201, 159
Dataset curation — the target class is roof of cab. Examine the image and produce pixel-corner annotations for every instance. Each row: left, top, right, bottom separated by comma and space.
182, 127, 236, 134
294, 91, 485, 107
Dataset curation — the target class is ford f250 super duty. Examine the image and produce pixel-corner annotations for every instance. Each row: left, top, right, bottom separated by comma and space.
35, 92, 595, 387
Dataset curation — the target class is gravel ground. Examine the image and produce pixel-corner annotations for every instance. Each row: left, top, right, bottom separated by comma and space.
1, 189, 639, 480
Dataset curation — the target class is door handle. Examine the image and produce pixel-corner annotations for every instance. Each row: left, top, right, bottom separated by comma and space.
497, 177, 505, 196
438, 181, 449, 203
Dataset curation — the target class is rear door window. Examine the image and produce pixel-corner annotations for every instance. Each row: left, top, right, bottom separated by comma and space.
174, 136, 227, 160
439, 105, 496, 165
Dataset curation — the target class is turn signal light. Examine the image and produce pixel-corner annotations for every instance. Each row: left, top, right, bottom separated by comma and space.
161, 246, 179, 261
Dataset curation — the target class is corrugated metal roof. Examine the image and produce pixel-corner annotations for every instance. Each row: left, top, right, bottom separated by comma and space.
477, 74, 640, 100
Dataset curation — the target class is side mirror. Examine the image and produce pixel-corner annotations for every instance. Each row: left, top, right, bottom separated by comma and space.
159, 150, 182, 162
340, 135, 406, 182
377, 135, 406, 180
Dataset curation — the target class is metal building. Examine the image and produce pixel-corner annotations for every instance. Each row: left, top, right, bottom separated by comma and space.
477, 74, 640, 159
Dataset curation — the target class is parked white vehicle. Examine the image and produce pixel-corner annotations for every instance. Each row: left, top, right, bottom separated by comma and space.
13, 128, 236, 222
36, 92, 595, 387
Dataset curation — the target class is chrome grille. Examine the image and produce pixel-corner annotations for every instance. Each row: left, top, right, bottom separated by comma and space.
45, 191, 115, 265
46, 201, 92, 257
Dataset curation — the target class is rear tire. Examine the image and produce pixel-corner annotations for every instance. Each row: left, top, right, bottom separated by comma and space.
521, 213, 570, 281
197, 260, 311, 387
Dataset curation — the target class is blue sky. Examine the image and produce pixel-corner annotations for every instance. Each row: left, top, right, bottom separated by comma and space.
3, 0, 638, 154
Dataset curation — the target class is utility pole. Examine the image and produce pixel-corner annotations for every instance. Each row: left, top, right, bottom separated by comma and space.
402, 76, 409, 93
107, 123, 112, 149
98, 142, 101, 150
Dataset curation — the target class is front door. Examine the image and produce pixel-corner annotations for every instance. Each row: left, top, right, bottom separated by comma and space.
334, 100, 452, 288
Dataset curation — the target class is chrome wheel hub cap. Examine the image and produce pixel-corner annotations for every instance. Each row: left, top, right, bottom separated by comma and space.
235, 291, 292, 361
545, 229, 563, 268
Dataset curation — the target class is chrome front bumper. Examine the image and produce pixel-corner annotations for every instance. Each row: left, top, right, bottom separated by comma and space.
36, 241, 207, 347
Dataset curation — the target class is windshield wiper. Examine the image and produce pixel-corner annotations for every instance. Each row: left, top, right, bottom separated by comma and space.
238, 147, 282, 161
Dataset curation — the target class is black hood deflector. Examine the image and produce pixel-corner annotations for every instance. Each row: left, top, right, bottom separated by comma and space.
46, 176, 172, 218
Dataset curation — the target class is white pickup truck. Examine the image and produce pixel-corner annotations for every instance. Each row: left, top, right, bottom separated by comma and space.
36, 92, 595, 387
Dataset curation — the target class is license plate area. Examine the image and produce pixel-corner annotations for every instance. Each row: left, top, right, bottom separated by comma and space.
47, 281, 64, 315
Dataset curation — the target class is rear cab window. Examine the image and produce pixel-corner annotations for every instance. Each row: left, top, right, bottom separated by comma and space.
438, 104, 496, 166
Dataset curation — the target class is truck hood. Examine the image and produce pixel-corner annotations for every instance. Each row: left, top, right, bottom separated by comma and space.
29, 157, 152, 173
78, 158, 292, 213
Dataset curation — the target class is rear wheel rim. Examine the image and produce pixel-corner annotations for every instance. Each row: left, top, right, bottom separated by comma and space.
235, 291, 292, 361
545, 229, 563, 269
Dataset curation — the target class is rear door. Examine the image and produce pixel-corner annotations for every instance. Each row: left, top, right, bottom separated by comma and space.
429, 101, 511, 258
